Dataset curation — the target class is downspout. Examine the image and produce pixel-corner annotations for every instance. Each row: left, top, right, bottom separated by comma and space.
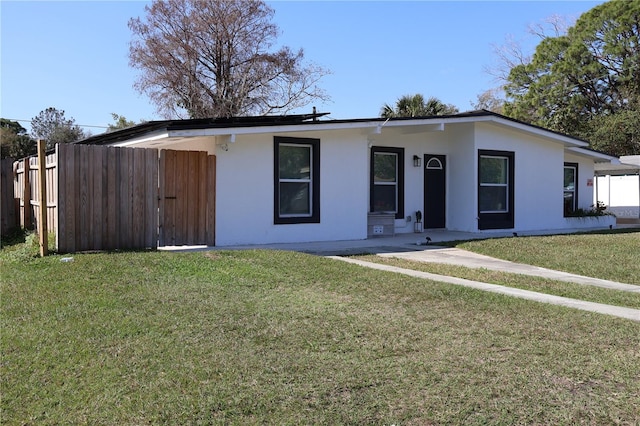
607, 174, 611, 209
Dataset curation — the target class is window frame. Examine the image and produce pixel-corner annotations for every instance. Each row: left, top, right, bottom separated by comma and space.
479, 155, 510, 214
564, 162, 578, 217
370, 146, 404, 220
478, 149, 514, 230
274, 136, 320, 224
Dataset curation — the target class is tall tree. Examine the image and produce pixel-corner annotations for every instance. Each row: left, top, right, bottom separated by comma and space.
30, 108, 87, 150
381, 94, 458, 118
128, 0, 329, 119
485, 15, 573, 84
503, 1, 640, 155
0, 119, 36, 159
107, 113, 137, 132
472, 89, 505, 114
478, 15, 572, 117
583, 105, 640, 157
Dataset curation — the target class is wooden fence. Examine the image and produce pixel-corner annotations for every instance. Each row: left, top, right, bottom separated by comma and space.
9, 152, 57, 235
1, 158, 18, 234
5, 144, 216, 253
57, 143, 159, 253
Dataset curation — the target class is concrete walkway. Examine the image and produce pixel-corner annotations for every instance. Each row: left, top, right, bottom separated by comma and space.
333, 256, 640, 322
377, 246, 640, 293
163, 227, 640, 321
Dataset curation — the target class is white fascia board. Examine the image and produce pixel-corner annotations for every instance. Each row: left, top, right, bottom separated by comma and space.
379, 119, 445, 128
111, 129, 170, 147
166, 118, 453, 139
568, 147, 619, 162
166, 120, 393, 138
139, 114, 587, 149
391, 122, 445, 134
620, 155, 640, 167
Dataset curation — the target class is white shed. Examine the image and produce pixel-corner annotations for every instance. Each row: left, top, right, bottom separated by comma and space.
595, 155, 640, 224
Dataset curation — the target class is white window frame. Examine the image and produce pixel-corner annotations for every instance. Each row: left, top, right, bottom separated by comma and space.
274, 136, 320, 225
372, 151, 399, 214
479, 155, 509, 214
564, 163, 578, 216
426, 157, 443, 170
278, 143, 313, 218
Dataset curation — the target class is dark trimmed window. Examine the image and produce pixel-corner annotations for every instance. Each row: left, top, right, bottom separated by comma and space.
370, 146, 404, 219
274, 137, 320, 224
478, 150, 514, 229
564, 162, 578, 216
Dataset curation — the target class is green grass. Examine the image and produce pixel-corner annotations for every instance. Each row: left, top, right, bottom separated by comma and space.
0, 229, 56, 260
2, 248, 639, 424
447, 228, 640, 285
353, 255, 640, 309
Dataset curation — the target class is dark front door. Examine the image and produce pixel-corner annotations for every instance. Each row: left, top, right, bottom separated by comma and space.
424, 154, 446, 228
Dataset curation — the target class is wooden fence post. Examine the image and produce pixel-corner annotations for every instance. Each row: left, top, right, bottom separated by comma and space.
38, 140, 48, 256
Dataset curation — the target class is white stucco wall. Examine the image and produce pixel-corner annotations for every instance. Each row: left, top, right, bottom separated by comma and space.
365, 126, 465, 234
364, 121, 581, 234
443, 123, 477, 232
206, 120, 603, 245
474, 123, 566, 232
214, 130, 369, 246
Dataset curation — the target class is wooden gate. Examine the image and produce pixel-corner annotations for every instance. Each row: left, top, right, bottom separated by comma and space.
159, 150, 216, 246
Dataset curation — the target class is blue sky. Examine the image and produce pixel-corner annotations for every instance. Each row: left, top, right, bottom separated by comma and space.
1, 1, 604, 135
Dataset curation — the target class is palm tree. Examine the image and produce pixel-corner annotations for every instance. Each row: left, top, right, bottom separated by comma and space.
381, 94, 459, 118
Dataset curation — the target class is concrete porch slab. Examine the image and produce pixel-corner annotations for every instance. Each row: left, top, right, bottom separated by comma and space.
159, 225, 639, 255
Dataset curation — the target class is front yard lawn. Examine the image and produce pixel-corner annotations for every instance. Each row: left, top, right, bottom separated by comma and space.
2, 248, 639, 424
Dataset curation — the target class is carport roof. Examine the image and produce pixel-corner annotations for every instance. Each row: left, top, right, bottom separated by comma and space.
595, 155, 640, 176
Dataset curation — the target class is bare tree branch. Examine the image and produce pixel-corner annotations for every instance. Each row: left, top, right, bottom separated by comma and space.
129, 0, 330, 118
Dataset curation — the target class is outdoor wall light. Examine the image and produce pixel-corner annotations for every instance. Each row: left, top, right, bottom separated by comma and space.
413, 155, 421, 167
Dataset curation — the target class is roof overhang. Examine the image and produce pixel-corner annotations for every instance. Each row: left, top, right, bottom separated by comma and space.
568, 147, 618, 161
91, 118, 451, 148
77, 110, 592, 150
594, 154, 640, 176
112, 129, 172, 147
